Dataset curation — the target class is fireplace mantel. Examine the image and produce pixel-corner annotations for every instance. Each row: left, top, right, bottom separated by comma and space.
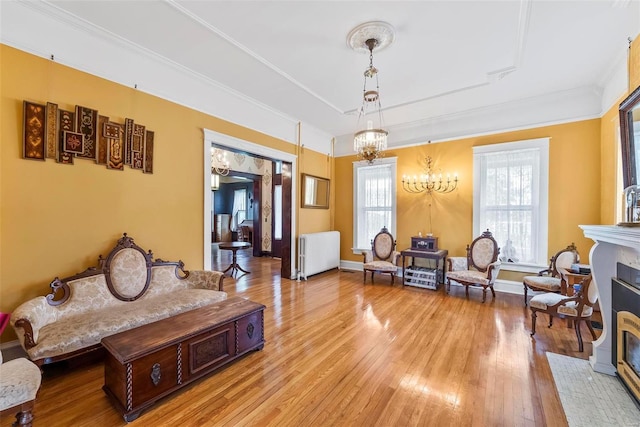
580, 225, 640, 375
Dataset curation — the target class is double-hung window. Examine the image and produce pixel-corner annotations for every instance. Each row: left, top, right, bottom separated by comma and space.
353, 157, 397, 252
473, 138, 549, 269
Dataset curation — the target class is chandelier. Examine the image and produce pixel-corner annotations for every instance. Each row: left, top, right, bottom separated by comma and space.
348, 22, 394, 164
402, 156, 458, 194
211, 148, 230, 176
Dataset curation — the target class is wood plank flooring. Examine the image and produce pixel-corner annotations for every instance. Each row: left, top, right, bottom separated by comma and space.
1, 248, 599, 426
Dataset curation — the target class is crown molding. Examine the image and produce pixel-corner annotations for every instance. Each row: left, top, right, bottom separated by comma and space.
1, 0, 339, 153
334, 86, 603, 156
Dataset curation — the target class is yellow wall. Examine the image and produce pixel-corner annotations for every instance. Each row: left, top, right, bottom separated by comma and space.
297, 146, 333, 235
336, 120, 602, 278
0, 45, 331, 342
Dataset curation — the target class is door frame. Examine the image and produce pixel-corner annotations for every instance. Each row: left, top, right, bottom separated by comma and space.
203, 128, 297, 279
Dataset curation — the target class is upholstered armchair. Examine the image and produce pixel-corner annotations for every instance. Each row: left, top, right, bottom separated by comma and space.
0, 313, 42, 426
529, 274, 598, 352
446, 230, 501, 302
523, 243, 579, 306
362, 226, 400, 285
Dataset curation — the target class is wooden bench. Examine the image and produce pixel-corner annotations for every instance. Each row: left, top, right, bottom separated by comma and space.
101, 296, 265, 422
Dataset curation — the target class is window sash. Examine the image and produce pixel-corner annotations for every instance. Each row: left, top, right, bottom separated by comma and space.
473, 139, 548, 267
353, 158, 397, 251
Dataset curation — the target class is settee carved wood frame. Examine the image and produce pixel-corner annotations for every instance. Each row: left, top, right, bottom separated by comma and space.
14, 233, 219, 365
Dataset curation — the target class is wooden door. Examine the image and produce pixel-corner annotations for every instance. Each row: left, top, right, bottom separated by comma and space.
280, 162, 292, 279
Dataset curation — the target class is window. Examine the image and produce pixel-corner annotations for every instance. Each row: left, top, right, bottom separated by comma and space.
232, 188, 246, 230
473, 138, 549, 268
353, 158, 397, 251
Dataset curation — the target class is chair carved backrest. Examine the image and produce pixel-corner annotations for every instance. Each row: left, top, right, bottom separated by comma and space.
466, 230, 499, 272
570, 274, 598, 316
371, 226, 396, 262
549, 243, 579, 276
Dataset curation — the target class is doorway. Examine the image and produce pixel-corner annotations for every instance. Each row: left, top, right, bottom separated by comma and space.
203, 129, 297, 279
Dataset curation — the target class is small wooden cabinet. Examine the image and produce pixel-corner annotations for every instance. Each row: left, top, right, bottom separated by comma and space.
401, 249, 448, 290
102, 297, 265, 422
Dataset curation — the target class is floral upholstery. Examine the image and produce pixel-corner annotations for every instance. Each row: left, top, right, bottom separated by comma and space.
523, 244, 579, 305
529, 293, 594, 317
363, 260, 397, 272
447, 257, 468, 272
470, 237, 497, 270
523, 276, 562, 292
0, 355, 41, 411
363, 227, 399, 284
11, 264, 226, 363
446, 230, 500, 302
110, 248, 148, 298
529, 274, 598, 352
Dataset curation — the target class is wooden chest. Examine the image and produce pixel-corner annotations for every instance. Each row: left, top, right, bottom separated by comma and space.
101, 297, 265, 422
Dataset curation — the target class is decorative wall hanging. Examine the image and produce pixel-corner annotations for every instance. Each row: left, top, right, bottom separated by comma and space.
124, 118, 134, 165
106, 122, 124, 171
57, 109, 74, 164
22, 101, 46, 160
45, 102, 58, 159
97, 115, 109, 165
144, 131, 154, 174
62, 131, 84, 154
22, 99, 154, 174
75, 105, 98, 159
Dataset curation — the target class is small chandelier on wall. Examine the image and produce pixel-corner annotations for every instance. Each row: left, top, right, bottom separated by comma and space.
402, 156, 458, 194
211, 148, 230, 176
348, 22, 395, 164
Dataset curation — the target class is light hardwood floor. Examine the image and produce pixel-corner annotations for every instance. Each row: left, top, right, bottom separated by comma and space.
2, 248, 598, 427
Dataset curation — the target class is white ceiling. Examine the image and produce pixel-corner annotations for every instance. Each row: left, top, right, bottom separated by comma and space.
2, 1, 639, 155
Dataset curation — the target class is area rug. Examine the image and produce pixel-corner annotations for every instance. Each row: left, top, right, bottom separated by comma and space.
546, 352, 640, 426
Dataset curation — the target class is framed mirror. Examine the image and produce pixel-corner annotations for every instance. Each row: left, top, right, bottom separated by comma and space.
620, 85, 640, 188
301, 173, 330, 209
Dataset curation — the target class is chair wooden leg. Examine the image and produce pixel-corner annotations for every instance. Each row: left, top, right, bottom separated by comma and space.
465, 285, 470, 299
574, 319, 584, 352
371, 271, 375, 284
11, 401, 34, 427
586, 318, 598, 340
490, 286, 496, 299
446, 279, 451, 294
390, 273, 395, 285
523, 284, 528, 306
482, 288, 487, 303
363, 270, 366, 283
531, 310, 537, 336
548, 315, 554, 328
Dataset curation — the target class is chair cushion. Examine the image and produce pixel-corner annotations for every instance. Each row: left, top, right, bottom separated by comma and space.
0, 358, 41, 411
363, 261, 397, 273
529, 293, 593, 317
447, 270, 490, 286
523, 276, 561, 292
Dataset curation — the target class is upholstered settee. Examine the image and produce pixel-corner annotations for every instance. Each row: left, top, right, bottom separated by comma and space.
11, 234, 227, 366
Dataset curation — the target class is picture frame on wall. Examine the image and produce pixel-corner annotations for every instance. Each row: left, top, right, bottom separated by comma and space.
63, 131, 85, 155
57, 109, 75, 164
45, 102, 58, 159
23, 101, 46, 161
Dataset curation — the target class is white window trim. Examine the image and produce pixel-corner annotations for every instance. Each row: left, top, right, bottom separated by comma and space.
352, 157, 397, 254
473, 138, 549, 271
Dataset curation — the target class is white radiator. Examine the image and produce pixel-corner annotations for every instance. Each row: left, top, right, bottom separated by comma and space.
298, 231, 340, 280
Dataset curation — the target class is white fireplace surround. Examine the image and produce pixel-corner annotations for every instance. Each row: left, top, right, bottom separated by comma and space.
580, 225, 640, 376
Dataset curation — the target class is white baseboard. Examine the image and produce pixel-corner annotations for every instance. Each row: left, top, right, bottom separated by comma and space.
340, 260, 525, 295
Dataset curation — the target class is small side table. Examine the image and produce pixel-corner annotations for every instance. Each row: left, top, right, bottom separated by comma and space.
401, 249, 448, 290
560, 269, 590, 296
219, 242, 251, 277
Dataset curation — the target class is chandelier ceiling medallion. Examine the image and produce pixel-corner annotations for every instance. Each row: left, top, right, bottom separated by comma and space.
348, 21, 395, 164
402, 156, 458, 194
